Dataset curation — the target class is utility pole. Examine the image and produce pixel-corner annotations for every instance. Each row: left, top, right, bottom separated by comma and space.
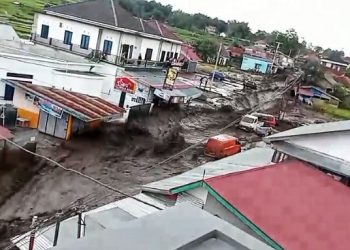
28, 216, 38, 250
77, 211, 82, 239
53, 213, 62, 247
210, 42, 223, 91
271, 42, 282, 74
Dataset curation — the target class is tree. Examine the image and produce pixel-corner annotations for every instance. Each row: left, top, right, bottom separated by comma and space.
314, 46, 323, 54
271, 29, 301, 57
227, 20, 251, 39
346, 68, 350, 78
195, 38, 219, 61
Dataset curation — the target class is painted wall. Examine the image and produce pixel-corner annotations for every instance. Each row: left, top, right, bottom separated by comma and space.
52, 70, 105, 97
241, 56, 271, 73
99, 29, 122, 55
13, 86, 40, 128
140, 38, 160, 61
35, 14, 100, 50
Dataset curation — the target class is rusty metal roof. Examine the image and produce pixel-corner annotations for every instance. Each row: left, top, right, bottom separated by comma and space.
4, 80, 124, 122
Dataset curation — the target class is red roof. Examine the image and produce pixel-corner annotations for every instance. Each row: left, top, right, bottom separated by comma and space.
205, 160, 350, 250
180, 44, 201, 62
9, 81, 124, 121
228, 46, 244, 57
144, 20, 180, 41
0, 126, 14, 140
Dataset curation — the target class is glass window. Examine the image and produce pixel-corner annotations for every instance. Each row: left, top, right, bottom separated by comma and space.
103, 40, 113, 55
40, 25, 49, 39
80, 35, 90, 49
63, 30, 73, 45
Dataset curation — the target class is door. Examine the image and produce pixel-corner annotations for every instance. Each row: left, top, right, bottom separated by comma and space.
46, 114, 56, 136
4, 84, 14, 101
54, 113, 69, 139
63, 30, 73, 45
160, 51, 166, 62
121, 44, 130, 58
103, 40, 113, 55
80, 35, 90, 49
145, 48, 153, 61
41, 25, 49, 39
38, 111, 48, 133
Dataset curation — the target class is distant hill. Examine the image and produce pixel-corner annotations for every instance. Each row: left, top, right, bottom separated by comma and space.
0, 0, 78, 38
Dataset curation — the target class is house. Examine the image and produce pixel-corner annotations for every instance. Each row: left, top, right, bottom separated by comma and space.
321, 58, 349, 73
254, 40, 268, 49
264, 120, 350, 184
295, 85, 340, 106
228, 46, 244, 58
2, 79, 124, 139
205, 26, 217, 35
241, 54, 272, 74
31, 0, 182, 65
203, 160, 350, 250
50, 204, 273, 250
180, 43, 201, 62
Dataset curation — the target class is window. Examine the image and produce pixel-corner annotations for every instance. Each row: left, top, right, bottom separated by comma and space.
145, 48, 153, 61
166, 51, 171, 60
40, 25, 49, 39
160, 51, 166, 62
174, 53, 178, 59
63, 30, 73, 45
255, 63, 262, 70
59, 22, 63, 28
103, 40, 113, 55
80, 35, 90, 49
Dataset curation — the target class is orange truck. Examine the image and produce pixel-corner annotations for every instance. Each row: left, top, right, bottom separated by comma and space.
205, 134, 241, 159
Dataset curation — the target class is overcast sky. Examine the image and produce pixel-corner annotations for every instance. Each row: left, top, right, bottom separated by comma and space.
158, 0, 349, 55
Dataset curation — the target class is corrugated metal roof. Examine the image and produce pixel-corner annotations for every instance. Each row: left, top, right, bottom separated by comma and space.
265, 120, 350, 142
143, 147, 275, 194
205, 160, 350, 250
12, 194, 166, 250
4, 80, 124, 122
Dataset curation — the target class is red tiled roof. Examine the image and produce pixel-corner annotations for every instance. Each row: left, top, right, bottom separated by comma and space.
205, 160, 350, 250
0, 126, 14, 140
180, 44, 201, 61
9, 81, 124, 121
228, 46, 244, 57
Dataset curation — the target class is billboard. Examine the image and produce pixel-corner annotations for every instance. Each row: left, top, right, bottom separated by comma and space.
163, 68, 178, 90
114, 76, 137, 94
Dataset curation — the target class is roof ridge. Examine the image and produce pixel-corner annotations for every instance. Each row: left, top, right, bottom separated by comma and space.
155, 20, 163, 37
110, 0, 118, 26
204, 161, 286, 183
45, 0, 92, 10
139, 18, 145, 32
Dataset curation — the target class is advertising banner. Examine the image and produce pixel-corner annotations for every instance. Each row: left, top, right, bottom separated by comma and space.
39, 99, 63, 119
163, 68, 178, 90
114, 76, 137, 94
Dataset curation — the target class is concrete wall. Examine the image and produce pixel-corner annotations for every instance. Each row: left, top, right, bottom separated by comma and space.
241, 56, 270, 73
99, 29, 122, 55
140, 38, 160, 61
187, 187, 208, 203
36, 14, 100, 50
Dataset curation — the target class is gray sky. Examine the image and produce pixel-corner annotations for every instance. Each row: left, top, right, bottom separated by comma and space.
158, 0, 349, 55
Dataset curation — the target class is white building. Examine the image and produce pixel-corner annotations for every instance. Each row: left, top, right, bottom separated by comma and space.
321, 58, 349, 72
31, 0, 182, 64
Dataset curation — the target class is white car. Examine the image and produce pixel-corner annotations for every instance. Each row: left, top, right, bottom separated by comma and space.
239, 115, 264, 132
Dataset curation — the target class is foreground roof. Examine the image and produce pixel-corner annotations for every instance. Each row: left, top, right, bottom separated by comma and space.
143, 147, 274, 194
51, 204, 273, 250
45, 0, 181, 42
205, 160, 350, 250
4, 80, 124, 122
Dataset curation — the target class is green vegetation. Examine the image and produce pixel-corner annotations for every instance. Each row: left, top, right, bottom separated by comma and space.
346, 68, 350, 78
314, 101, 350, 120
0, 0, 77, 38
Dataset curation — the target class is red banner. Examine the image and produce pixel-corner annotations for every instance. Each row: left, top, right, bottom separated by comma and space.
114, 77, 137, 94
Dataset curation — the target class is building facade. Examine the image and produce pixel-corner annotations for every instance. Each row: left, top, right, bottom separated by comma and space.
241, 54, 272, 74
31, 0, 182, 65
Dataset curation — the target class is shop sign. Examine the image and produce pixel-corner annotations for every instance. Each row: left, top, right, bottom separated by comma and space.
39, 99, 63, 119
114, 77, 137, 94
163, 68, 178, 90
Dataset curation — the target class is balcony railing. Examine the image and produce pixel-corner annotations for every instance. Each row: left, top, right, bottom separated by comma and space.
32, 34, 93, 57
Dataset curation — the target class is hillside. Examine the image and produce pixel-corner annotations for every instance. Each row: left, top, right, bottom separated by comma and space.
0, 0, 78, 38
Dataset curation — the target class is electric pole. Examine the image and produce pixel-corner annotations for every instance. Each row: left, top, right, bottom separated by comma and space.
271, 42, 282, 74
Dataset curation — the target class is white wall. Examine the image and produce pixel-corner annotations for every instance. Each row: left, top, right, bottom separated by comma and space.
140, 38, 160, 61
36, 14, 100, 49
99, 29, 122, 55
13, 87, 39, 113
52, 71, 105, 97
187, 187, 208, 203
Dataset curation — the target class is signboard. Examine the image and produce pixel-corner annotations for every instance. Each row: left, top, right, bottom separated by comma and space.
163, 68, 178, 90
154, 89, 171, 101
114, 77, 137, 94
39, 99, 63, 119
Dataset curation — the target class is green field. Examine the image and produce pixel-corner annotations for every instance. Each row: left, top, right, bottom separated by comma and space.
0, 0, 77, 38
314, 102, 350, 120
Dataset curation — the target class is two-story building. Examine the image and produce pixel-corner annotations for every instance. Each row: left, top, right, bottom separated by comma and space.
32, 0, 182, 65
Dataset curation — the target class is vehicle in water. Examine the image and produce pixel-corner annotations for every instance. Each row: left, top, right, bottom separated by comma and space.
205, 134, 241, 159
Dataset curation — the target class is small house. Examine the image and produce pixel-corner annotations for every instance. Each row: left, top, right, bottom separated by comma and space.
241, 54, 272, 74
296, 85, 340, 106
